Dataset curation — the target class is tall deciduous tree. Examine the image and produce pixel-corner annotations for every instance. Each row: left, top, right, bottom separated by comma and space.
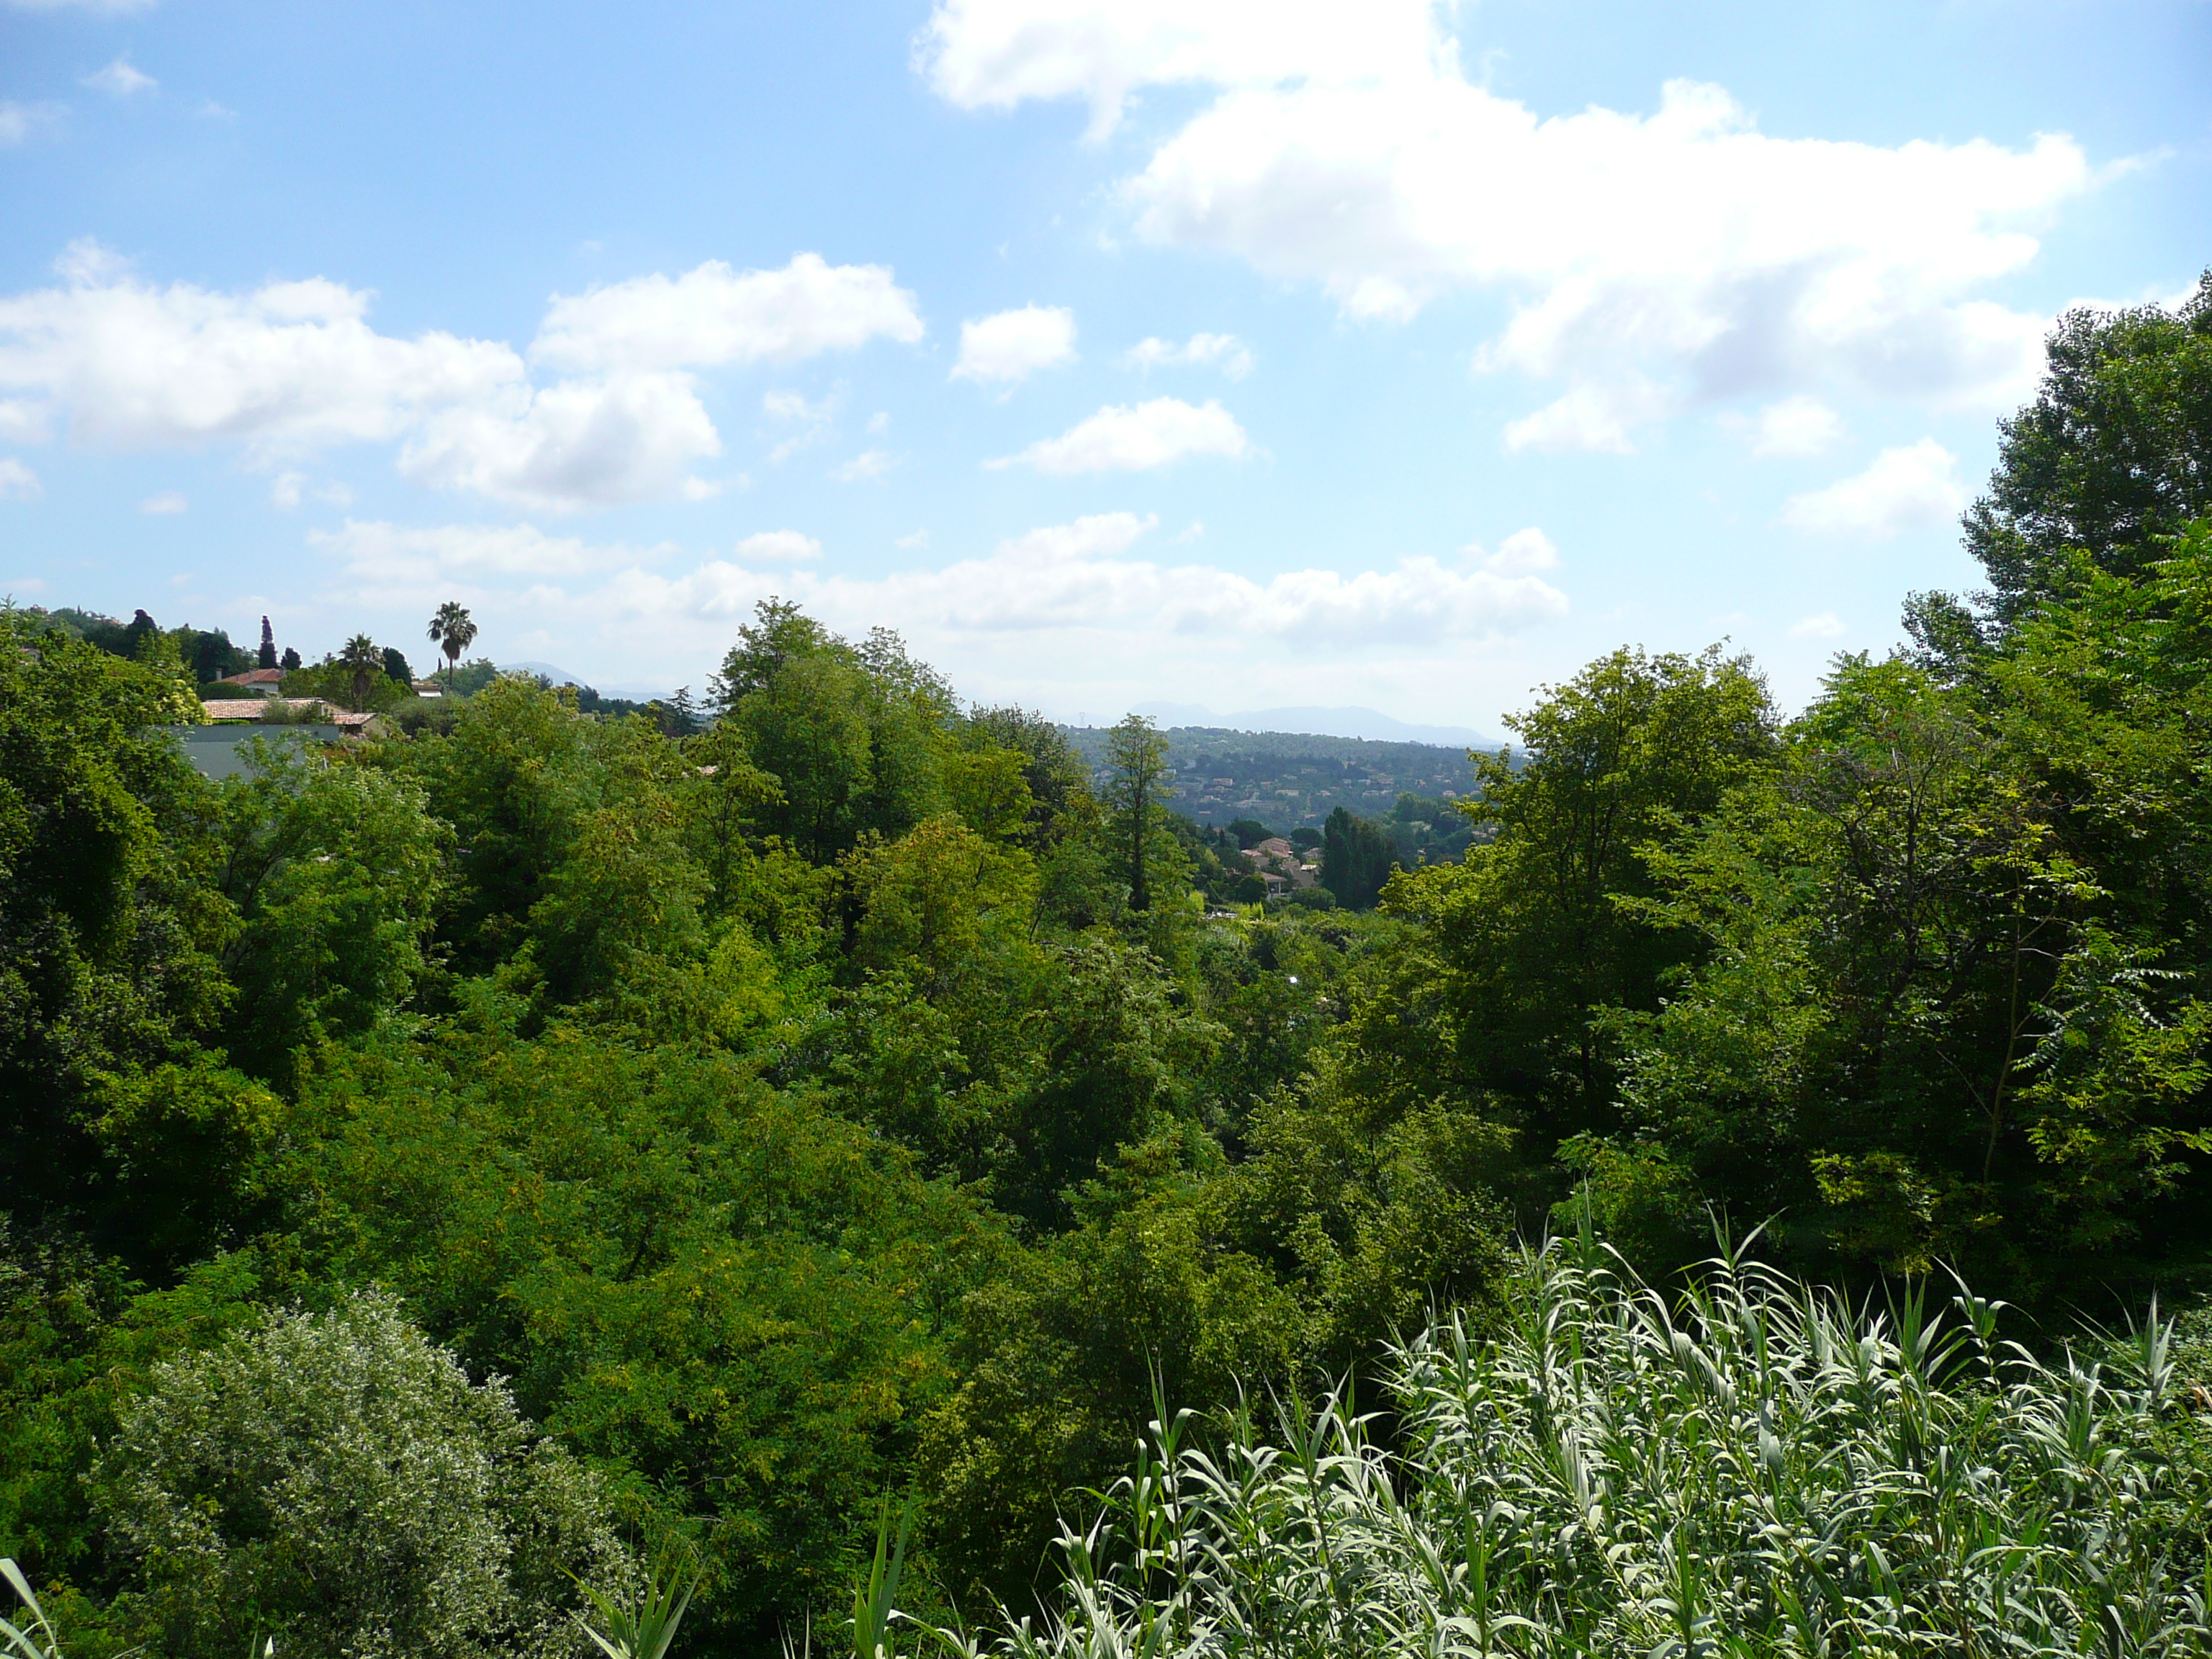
1967, 272, 2212, 621
1103, 715, 1172, 912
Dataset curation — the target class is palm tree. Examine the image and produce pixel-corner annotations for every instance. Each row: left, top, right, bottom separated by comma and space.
426, 601, 478, 692
338, 634, 383, 711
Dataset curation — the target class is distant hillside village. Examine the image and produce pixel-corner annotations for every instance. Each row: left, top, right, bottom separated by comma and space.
1064, 721, 1488, 866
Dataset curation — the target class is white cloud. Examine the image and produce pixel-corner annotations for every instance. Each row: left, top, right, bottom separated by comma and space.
0, 250, 523, 454
0, 246, 924, 510
397, 372, 721, 511
0, 401, 45, 444
919, 0, 1436, 137
0, 102, 64, 146
988, 396, 1250, 473
607, 508, 1565, 652
924, 1, 2095, 441
82, 56, 156, 97
139, 490, 186, 514
531, 253, 923, 374
895, 529, 931, 551
0, 457, 40, 500
763, 387, 838, 464
1503, 380, 1671, 454
311, 518, 666, 589
52, 238, 127, 285
1748, 395, 1846, 458
271, 471, 350, 509
1781, 440, 1968, 539
296, 508, 1570, 725
1477, 527, 1559, 575
832, 449, 894, 482
1123, 332, 1252, 379
1789, 611, 1847, 639
763, 389, 833, 424
735, 529, 822, 564
952, 305, 1078, 385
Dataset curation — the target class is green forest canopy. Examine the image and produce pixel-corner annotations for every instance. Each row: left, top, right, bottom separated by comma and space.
2, 276, 2212, 1654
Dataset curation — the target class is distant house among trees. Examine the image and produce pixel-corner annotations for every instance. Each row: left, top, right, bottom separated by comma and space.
217, 667, 287, 697
1241, 836, 1317, 893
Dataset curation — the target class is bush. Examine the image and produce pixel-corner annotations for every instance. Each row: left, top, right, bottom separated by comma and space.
94, 1292, 631, 1659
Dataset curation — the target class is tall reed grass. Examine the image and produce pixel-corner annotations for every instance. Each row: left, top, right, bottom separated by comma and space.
929, 1227, 2212, 1658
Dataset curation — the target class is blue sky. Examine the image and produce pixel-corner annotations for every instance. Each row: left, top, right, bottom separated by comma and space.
1, 0, 2206, 727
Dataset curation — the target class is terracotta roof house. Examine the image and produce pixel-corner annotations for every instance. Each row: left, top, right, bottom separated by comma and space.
1241, 837, 1316, 889
201, 699, 284, 723
201, 697, 377, 732
217, 667, 287, 696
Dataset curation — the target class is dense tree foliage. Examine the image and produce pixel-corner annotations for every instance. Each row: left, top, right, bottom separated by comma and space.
5, 282, 2212, 1653
1967, 271, 2212, 618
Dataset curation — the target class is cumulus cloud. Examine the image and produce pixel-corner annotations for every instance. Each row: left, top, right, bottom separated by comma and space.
832, 449, 894, 482
735, 529, 822, 563
0, 457, 40, 500
1789, 611, 1847, 639
1123, 332, 1252, 379
922, 0, 2095, 441
0, 244, 925, 509
1748, 395, 1846, 458
952, 304, 1077, 386
1781, 439, 1968, 538
138, 490, 186, 513
310, 518, 667, 590
0, 248, 522, 453
398, 372, 721, 511
920, 0, 1436, 137
1503, 380, 1671, 455
601, 508, 1565, 652
1473, 527, 1559, 576
297, 507, 1570, 721
82, 56, 156, 97
531, 253, 923, 374
987, 397, 1250, 473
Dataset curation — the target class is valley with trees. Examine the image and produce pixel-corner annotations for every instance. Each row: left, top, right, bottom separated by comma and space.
4, 282, 2212, 1658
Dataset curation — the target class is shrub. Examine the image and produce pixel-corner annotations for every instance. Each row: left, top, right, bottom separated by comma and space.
94, 1292, 632, 1659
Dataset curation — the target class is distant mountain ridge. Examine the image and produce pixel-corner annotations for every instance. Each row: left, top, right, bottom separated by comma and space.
1133, 701, 1503, 751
